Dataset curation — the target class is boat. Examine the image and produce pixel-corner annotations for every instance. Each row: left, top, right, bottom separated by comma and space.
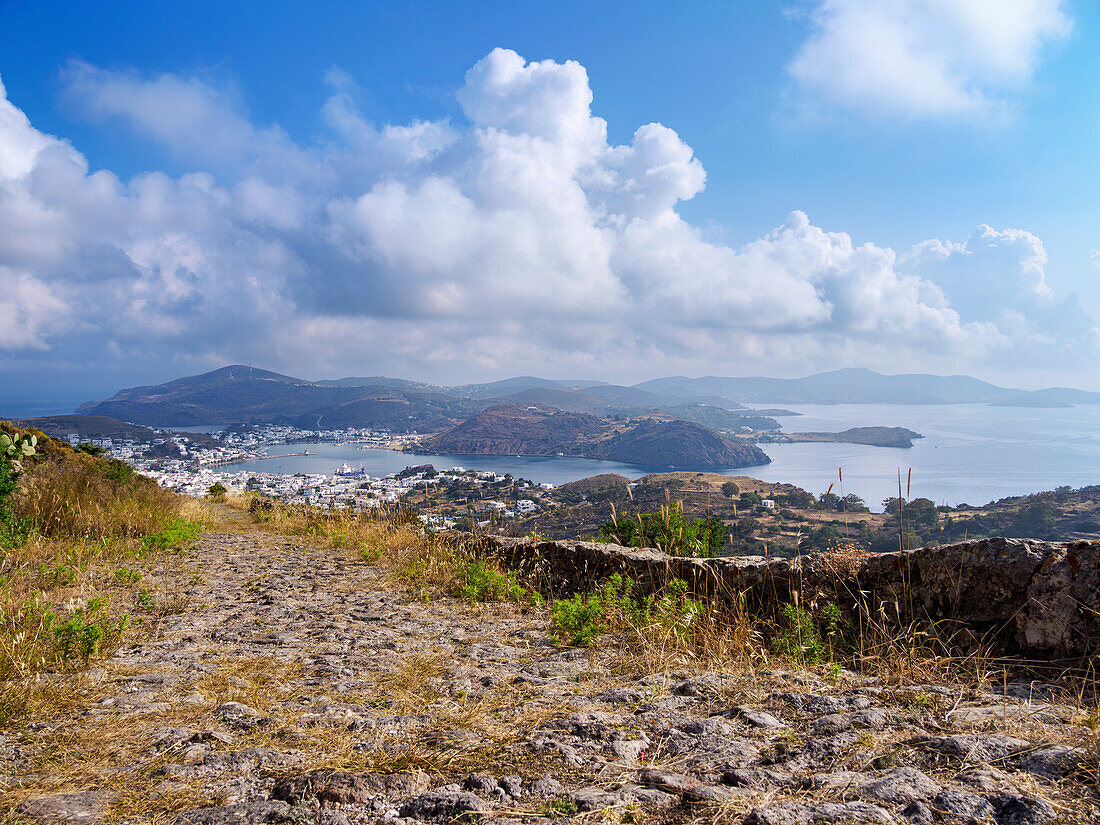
303, 449, 313, 455
334, 462, 366, 478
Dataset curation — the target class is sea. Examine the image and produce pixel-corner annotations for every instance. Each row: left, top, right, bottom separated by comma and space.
214, 403, 1100, 512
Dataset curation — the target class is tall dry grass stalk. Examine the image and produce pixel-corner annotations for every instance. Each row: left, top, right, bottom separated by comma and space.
15, 456, 184, 541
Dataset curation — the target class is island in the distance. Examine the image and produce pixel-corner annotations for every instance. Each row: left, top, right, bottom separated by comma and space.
417, 404, 770, 468
758, 426, 924, 448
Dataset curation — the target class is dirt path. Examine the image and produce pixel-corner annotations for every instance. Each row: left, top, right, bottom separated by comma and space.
3, 523, 1097, 824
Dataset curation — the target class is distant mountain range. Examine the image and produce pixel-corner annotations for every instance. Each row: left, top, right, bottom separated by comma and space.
635, 369, 1100, 406
74, 365, 788, 430
74, 365, 1100, 433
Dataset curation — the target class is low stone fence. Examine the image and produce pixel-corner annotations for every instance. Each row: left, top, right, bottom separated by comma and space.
463, 534, 1099, 658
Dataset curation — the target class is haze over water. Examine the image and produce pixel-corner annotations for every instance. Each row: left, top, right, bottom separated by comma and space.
217, 403, 1100, 511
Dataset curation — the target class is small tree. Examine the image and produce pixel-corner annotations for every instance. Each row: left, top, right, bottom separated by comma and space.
720, 481, 739, 498
207, 481, 228, 501
839, 493, 869, 513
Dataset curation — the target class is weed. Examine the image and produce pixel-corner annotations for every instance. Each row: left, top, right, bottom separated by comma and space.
16, 449, 184, 541
458, 559, 527, 604
600, 496, 725, 557
136, 589, 156, 612
771, 602, 825, 664
142, 518, 203, 551
114, 566, 143, 584
37, 562, 78, 587
543, 798, 578, 819
359, 537, 384, 563
51, 597, 127, 665
549, 574, 702, 647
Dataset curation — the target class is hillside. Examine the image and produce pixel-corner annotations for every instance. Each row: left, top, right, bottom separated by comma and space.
419, 404, 608, 456
2, 432, 1096, 825
658, 403, 781, 431
12, 414, 223, 448
420, 405, 770, 468
288, 389, 474, 432
78, 366, 476, 430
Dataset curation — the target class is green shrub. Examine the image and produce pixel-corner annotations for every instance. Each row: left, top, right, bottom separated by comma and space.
359, 538, 384, 563
550, 592, 606, 646
102, 459, 134, 483
1, 432, 37, 535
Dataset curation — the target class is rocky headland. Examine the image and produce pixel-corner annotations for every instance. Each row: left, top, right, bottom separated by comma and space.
419, 405, 770, 468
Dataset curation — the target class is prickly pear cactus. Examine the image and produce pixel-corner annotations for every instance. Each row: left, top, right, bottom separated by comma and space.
0, 432, 37, 473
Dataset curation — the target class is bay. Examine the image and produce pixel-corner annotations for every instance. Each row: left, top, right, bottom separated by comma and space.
215, 403, 1100, 511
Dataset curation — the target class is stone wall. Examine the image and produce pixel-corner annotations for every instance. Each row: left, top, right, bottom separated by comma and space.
466, 534, 1099, 658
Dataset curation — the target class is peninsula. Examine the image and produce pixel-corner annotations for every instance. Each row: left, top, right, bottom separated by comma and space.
419, 404, 770, 468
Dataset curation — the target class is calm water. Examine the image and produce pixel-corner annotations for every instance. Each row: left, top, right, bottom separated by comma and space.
217, 404, 1100, 510
220, 443, 674, 487
739, 403, 1100, 509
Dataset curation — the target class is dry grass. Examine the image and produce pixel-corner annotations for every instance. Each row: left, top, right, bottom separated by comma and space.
14, 456, 185, 542
0, 432, 209, 726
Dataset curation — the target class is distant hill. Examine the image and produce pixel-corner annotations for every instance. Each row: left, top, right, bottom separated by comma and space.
471, 387, 613, 415
594, 418, 769, 467
78, 365, 474, 430
315, 376, 448, 392
553, 473, 632, 501
992, 387, 1100, 407
450, 376, 571, 399
634, 368, 1021, 405
582, 384, 671, 407
420, 404, 769, 468
657, 403, 781, 431
11, 415, 222, 448
289, 389, 475, 432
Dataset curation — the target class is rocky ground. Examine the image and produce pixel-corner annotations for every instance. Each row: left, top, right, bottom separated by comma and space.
2, 515, 1098, 824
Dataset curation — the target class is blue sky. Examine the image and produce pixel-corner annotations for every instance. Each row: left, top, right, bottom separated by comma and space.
1, 0, 1099, 410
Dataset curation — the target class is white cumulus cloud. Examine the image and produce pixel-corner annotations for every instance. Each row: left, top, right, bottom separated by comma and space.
789, 0, 1072, 118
